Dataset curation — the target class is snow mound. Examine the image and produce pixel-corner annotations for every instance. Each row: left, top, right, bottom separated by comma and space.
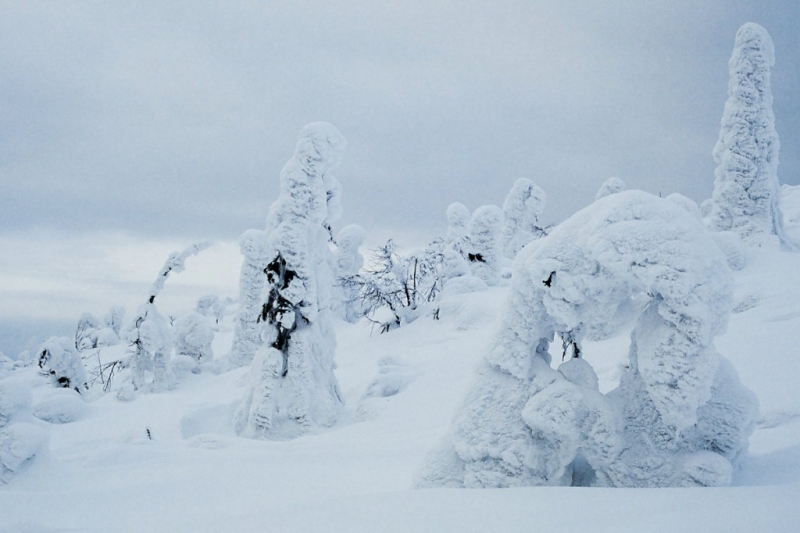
32, 388, 88, 424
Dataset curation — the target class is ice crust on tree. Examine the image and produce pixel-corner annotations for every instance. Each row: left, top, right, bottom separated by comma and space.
501, 178, 546, 259
595, 177, 626, 200
235, 122, 346, 440
706, 23, 788, 245
420, 191, 757, 488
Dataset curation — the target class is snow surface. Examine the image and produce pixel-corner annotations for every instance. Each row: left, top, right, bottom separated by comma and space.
1, 198, 800, 531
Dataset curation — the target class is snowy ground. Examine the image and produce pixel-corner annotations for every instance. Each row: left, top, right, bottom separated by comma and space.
3, 220, 800, 532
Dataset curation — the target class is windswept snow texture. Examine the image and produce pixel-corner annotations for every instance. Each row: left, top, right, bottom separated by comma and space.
235, 122, 346, 440
707, 23, 786, 245
424, 191, 757, 488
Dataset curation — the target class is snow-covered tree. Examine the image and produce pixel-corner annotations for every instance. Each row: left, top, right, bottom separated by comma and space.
122, 304, 172, 393
445, 202, 471, 247
595, 177, 626, 200
230, 230, 271, 367
500, 178, 547, 259
707, 23, 788, 245
420, 191, 757, 489
104, 306, 125, 335
235, 122, 346, 440
75, 313, 101, 351
466, 205, 503, 285
174, 312, 214, 363
37, 337, 88, 393
333, 224, 366, 323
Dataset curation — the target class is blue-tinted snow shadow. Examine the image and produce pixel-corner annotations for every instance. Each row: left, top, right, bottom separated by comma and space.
735, 443, 800, 486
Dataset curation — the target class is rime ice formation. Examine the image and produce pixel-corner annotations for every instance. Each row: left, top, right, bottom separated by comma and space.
235, 122, 346, 440
707, 23, 787, 246
420, 191, 757, 488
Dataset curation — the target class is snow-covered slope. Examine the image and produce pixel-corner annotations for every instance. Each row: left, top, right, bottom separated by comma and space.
2, 203, 800, 531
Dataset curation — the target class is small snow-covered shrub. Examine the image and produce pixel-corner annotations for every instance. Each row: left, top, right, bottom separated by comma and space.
174, 312, 214, 363
37, 337, 88, 393
122, 304, 173, 393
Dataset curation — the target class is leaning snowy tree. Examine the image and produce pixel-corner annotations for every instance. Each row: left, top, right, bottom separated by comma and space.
121, 242, 210, 394
419, 191, 757, 489
235, 122, 346, 440
706, 23, 790, 246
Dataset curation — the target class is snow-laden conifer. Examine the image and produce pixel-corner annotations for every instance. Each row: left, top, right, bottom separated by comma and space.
500, 178, 547, 258
421, 191, 757, 488
707, 23, 788, 245
466, 205, 503, 285
235, 122, 346, 440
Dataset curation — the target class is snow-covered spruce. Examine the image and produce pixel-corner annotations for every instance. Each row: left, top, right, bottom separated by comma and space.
230, 229, 271, 367
706, 23, 789, 246
333, 224, 366, 323
174, 312, 214, 363
466, 205, 503, 286
420, 191, 757, 488
235, 122, 346, 440
595, 177, 626, 200
500, 178, 547, 259
440, 203, 472, 283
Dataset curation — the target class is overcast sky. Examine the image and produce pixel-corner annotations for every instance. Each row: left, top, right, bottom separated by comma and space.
2, 1, 799, 354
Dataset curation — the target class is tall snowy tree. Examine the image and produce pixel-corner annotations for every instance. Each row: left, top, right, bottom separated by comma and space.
235, 122, 346, 439
707, 23, 788, 245
466, 205, 503, 285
